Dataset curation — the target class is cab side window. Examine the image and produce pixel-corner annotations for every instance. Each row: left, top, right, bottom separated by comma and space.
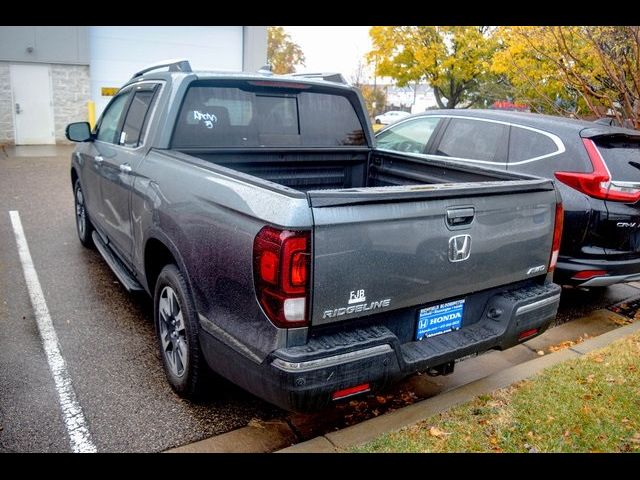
96, 92, 131, 144
120, 88, 158, 148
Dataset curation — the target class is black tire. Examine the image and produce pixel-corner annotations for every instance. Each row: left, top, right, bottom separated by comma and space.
375, 119, 381, 124
73, 178, 94, 248
154, 264, 206, 399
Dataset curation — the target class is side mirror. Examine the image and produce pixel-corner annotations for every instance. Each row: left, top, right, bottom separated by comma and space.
66, 122, 93, 142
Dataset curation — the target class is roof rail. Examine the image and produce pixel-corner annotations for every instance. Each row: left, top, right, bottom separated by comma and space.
289, 72, 347, 84
131, 59, 192, 79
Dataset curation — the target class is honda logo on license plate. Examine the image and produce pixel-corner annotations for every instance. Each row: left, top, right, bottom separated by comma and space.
448, 234, 471, 262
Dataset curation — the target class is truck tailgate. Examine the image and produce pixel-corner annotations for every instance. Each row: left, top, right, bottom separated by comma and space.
309, 183, 556, 325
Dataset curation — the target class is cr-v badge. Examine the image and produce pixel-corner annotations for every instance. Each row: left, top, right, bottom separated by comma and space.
448, 234, 471, 262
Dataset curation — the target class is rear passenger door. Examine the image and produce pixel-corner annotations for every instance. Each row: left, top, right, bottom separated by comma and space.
431, 118, 509, 169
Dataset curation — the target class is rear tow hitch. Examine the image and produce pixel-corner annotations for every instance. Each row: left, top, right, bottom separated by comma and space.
426, 361, 455, 377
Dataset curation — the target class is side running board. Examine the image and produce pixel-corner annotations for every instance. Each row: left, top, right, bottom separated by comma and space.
91, 231, 144, 292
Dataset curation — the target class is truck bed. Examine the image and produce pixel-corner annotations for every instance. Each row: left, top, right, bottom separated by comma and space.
173, 147, 557, 326
176, 149, 516, 193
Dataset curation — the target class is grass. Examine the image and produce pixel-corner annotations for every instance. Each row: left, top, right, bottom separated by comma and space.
354, 331, 640, 453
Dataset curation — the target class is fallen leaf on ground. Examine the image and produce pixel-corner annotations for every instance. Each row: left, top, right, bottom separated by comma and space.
429, 426, 449, 438
537, 350, 545, 356
247, 418, 266, 429
548, 340, 576, 352
593, 356, 605, 363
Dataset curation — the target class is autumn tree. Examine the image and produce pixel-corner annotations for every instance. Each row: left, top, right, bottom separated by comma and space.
494, 26, 640, 127
267, 26, 306, 74
350, 58, 387, 117
367, 26, 504, 109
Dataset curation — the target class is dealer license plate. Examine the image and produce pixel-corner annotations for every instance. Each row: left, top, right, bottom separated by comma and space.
416, 299, 465, 340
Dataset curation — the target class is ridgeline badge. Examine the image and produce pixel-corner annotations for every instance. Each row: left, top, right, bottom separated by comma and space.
323, 289, 391, 319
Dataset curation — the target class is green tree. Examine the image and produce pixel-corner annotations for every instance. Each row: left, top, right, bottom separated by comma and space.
267, 26, 306, 74
494, 26, 640, 127
360, 85, 387, 118
350, 58, 387, 117
367, 26, 502, 108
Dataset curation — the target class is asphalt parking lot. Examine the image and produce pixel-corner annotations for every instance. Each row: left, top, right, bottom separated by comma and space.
2, 145, 639, 453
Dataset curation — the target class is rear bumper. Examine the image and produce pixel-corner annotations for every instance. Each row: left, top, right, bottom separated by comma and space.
555, 255, 640, 286
200, 282, 561, 411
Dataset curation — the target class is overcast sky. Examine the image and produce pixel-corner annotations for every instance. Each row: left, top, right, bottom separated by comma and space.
281, 26, 373, 81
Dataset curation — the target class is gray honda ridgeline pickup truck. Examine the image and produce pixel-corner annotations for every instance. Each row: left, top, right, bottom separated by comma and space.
65, 60, 563, 411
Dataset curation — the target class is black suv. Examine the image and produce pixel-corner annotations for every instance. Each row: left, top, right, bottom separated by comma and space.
375, 109, 640, 287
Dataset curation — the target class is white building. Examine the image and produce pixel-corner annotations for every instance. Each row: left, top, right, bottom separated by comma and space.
0, 26, 267, 145
382, 82, 438, 113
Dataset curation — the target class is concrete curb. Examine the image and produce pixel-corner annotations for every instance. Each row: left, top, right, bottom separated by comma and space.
166, 419, 296, 453
277, 319, 640, 453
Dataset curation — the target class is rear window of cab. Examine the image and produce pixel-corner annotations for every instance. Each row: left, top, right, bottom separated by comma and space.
171, 82, 366, 148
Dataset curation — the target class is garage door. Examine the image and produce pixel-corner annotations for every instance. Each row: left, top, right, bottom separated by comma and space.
89, 26, 244, 116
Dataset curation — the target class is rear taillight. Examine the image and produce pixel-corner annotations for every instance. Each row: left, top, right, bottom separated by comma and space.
555, 138, 640, 203
253, 226, 310, 328
549, 202, 564, 273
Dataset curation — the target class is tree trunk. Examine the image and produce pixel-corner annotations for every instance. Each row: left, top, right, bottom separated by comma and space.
433, 87, 448, 108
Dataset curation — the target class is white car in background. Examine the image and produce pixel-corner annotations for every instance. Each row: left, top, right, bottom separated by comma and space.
374, 110, 411, 125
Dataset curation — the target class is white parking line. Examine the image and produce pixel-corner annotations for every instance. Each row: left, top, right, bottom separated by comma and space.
9, 211, 97, 453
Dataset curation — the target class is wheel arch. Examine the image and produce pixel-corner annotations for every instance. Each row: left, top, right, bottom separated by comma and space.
142, 232, 193, 299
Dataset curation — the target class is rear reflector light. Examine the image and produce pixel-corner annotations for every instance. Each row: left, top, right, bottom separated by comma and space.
555, 138, 640, 203
331, 383, 371, 401
253, 226, 310, 328
572, 269, 607, 281
549, 202, 564, 273
518, 328, 539, 341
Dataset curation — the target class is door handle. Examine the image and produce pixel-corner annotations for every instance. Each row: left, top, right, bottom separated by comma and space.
119, 163, 132, 173
15, 103, 21, 114
446, 207, 475, 227
94, 155, 104, 163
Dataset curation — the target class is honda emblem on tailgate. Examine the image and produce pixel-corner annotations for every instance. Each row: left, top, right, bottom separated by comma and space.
448, 234, 471, 262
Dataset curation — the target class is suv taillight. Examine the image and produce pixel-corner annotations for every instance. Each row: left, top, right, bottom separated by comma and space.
549, 202, 564, 273
555, 138, 640, 203
253, 226, 310, 328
